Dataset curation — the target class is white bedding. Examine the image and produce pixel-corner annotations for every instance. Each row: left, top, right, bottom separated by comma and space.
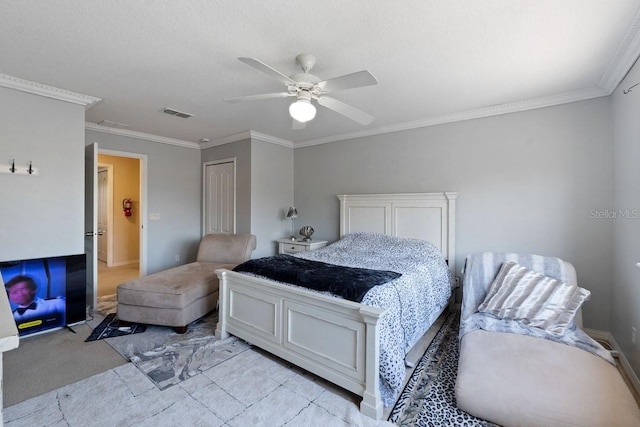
294, 232, 453, 406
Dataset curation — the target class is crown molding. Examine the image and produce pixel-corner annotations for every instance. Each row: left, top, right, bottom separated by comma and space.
598, 6, 640, 93
249, 131, 294, 148
88, 85, 607, 151
85, 122, 200, 149
294, 86, 609, 148
295, 9, 640, 149
77, 8, 640, 152
200, 131, 252, 149
202, 130, 293, 149
0, 73, 101, 109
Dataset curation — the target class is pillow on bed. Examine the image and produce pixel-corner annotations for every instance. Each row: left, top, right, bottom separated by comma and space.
478, 261, 590, 336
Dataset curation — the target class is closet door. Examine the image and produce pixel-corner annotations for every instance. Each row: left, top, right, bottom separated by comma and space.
204, 160, 235, 234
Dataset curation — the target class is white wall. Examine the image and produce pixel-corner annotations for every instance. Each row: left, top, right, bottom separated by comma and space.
0, 87, 86, 262
612, 60, 640, 374
86, 130, 202, 274
294, 98, 613, 330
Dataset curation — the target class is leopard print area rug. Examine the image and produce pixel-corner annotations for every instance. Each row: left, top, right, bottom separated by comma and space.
388, 312, 499, 426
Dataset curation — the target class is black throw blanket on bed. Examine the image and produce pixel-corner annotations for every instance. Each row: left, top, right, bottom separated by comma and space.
233, 255, 402, 303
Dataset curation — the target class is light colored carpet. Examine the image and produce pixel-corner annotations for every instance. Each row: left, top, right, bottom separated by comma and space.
2, 323, 127, 407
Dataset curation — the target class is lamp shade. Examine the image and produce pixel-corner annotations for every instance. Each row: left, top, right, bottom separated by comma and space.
286, 206, 298, 219
289, 99, 316, 123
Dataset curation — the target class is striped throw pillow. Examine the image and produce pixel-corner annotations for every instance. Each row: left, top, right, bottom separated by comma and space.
478, 261, 590, 336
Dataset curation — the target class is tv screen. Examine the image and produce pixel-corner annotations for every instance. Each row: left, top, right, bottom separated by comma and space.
1, 254, 86, 336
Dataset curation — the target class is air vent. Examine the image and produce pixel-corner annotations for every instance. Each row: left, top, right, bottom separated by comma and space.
162, 107, 193, 118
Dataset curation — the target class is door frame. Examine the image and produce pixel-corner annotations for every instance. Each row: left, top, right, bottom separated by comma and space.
202, 157, 236, 236
97, 163, 114, 266
98, 149, 148, 277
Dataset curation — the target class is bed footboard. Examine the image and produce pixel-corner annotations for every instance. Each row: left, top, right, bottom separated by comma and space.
215, 269, 385, 420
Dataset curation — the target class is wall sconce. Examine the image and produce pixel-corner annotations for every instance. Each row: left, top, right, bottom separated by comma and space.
286, 206, 298, 241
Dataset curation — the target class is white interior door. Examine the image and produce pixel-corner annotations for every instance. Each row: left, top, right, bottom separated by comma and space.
97, 168, 108, 262
84, 143, 98, 309
204, 160, 235, 234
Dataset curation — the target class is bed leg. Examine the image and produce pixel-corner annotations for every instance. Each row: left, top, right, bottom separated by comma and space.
360, 393, 383, 420
215, 269, 230, 340
215, 322, 228, 340
360, 306, 383, 420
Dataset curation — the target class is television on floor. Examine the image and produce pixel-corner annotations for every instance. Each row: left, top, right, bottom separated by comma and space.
1, 254, 86, 336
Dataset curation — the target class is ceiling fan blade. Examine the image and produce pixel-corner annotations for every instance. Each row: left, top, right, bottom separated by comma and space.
224, 92, 293, 103
238, 57, 297, 85
316, 70, 378, 93
317, 96, 374, 125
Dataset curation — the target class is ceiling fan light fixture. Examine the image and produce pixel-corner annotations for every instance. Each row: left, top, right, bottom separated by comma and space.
289, 98, 316, 123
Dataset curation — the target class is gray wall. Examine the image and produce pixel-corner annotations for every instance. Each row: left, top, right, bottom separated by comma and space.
0, 87, 86, 262
294, 98, 613, 331
201, 139, 252, 236
86, 130, 201, 274
201, 139, 294, 258
250, 140, 294, 257
612, 60, 640, 374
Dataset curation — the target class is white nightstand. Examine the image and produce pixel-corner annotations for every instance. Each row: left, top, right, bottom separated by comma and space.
277, 238, 327, 254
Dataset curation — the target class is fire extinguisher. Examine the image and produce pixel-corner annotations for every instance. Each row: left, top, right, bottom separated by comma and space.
123, 198, 132, 217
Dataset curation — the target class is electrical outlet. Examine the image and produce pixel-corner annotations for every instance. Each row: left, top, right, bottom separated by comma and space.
175, 254, 180, 262
632, 327, 637, 346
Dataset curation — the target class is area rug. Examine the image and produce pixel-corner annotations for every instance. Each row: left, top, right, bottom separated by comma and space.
93, 309, 251, 390
388, 313, 498, 426
85, 313, 147, 341
130, 332, 250, 390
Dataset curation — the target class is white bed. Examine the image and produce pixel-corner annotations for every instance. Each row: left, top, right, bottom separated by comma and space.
215, 192, 457, 420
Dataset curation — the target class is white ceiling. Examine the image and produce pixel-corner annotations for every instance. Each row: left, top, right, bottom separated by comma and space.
2, 0, 640, 148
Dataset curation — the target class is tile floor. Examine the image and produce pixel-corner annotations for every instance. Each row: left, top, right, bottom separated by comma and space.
4, 342, 394, 427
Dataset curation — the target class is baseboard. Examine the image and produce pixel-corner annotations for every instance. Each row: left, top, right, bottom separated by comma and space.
109, 260, 139, 268
585, 327, 640, 397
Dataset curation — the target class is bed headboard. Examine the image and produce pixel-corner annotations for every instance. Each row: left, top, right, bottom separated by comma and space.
337, 192, 457, 276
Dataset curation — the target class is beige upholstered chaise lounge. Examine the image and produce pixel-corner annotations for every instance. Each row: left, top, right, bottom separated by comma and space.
117, 233, 256, 333
455, 253, 640, 426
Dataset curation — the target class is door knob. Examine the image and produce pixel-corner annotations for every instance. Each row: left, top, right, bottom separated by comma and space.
85, 231, 94, 237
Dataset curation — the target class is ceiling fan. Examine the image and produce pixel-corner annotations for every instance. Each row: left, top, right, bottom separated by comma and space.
224, 53, 378, 126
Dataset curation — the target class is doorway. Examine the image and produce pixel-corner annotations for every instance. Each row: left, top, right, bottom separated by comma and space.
96, 153, 142, 301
